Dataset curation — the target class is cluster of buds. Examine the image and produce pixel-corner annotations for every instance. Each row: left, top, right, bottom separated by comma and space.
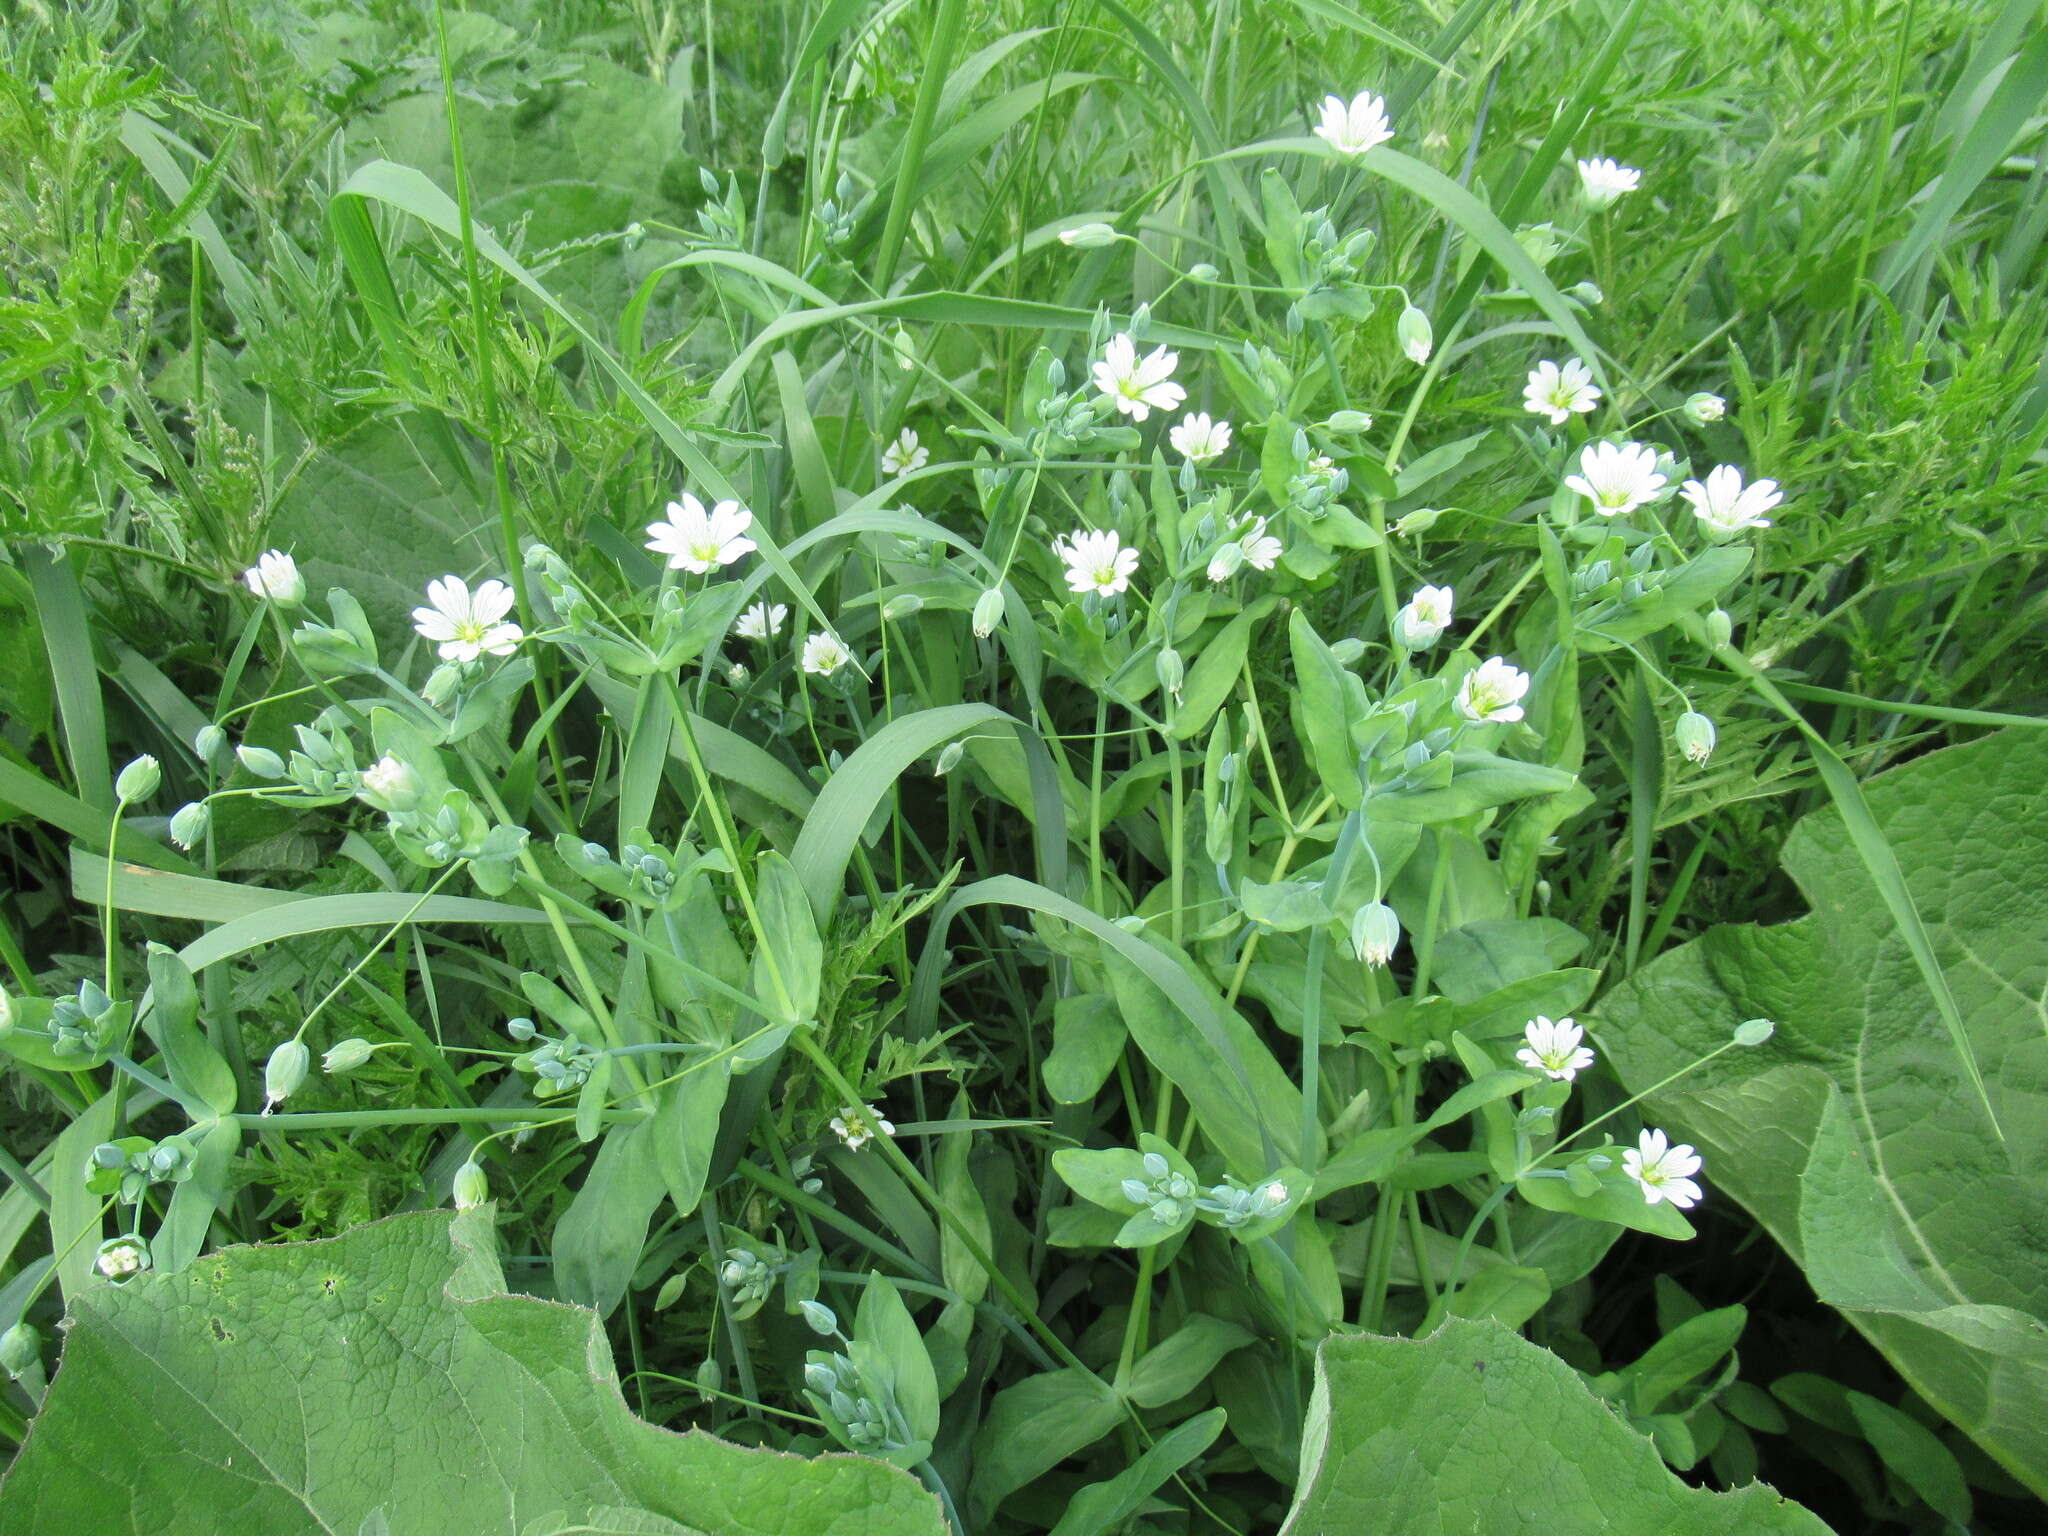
718, 1247, 774, 1310
88, 1135, 195, 1205
46, 979, 122, 1059
1119, 1151, 1200, 1227
507, 1016, 601, 1096
1027, 356, 1124, 454
284, 715, 359, 798
1286, 209, 1378, 332
802, 1352, 899, 1455
612, 841, 677, 902
694, 167, 745, 247
1195, 1175, 1294, 1231
815, 171, 861, 248
1284, 429, 1348, 518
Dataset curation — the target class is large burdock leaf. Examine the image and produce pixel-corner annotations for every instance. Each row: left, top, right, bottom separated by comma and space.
1280, 1321, 1827, 1533
1598, 728, 2048, 1497
0, 1210, 944, 1536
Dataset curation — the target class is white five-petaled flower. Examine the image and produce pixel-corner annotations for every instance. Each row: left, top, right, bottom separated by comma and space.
412, 576, 523, 663
881, 428, 929, 476
1394, 583, 1455, 648
1566, 441, 1668, 517
737, 601, 788, 641
1240, 516, 1283, 572
242, 550, 304, 605
1523, 358, 1602, 425
1091, 333, 1186, 421
1312, 91, 1394, 156
800, 631, 851, 677
1516, 1016, 1596, 1082
829, 1103, 895, 1152
1681, 465, 1782, 539
1056, 528, 1141, 597
1168, 411, 1232, 463
1456, 656, 1531, 724
1623, 1127, 1704, 1209
645, 493, 757, 574
1577, 157, 1642, 208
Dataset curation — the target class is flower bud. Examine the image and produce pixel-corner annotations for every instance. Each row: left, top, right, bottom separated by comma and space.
358, 754, 419, 808
115, 755, 160, 804
799, 1299, 839, 1335
1397, 305, 1433, 365
1351, 902, 1401, 967
1327, 409, 1375, 433
1734, 1017, 1776, 1047
1675, 711, 1716, 765
0, 1322, 38, 1379
881, 593, 924, 622
168, 801, 211, 850
1683, 392, 1727, 425
934, 741, 964, 776
971, 587, 1005, 639
1188, 261, 1220, 282
1392, 507, 1442, 537
1705, 608, 1733, 649
507, 1016, 538, 1042
236, 745, 286, 779
1057, 222, 1117, 248
1156, 647, 1185, 703
262, 1038, 310, 1113
193, 723, 229, 766
452, 1159, 490, 1210
1329, 637, 1366, 666
1206, 542, 1245, 584
322, 1037, 376, 1075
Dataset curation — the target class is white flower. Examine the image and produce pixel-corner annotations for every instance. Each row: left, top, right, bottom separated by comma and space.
801, 631, 852, 677
1394, 584, 1454, 648
1056, 528, 1140, 597
1240, 517, 1282, 571
1398, 305, 1433, 365
1257, 1179, 1291, 1209
1623, 1128, 1704, 1209
1313, 91, 1394, 156
242, 550, 304, 605
1352, 902, 1401, 967
1577, 157, 1642, 208
645, 493, 757, 574
829, 1103, 895, 1152
1456, 656, 1530, 724
737, 601, 788, 640
1168, 412, 1232, 463
94, 1237, 150, 1280
359, 755, 416, 805
1516, 1016, 1595, 1082
1523, 358, 1602, 425
1565, 441, 1668, 517
1305, 452, 1339, 482
412, 575, 524, 663
881, 428, 929, 476
1681, 465, 1782, 539
1091, 333, 1186, 421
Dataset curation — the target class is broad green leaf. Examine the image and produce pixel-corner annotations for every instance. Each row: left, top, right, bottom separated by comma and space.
1368, 753, 1578, 824
553, 1119, 664, 1318
1598, 729, 2048, 1496
1280, 1321, 1829, 1534
0, 1212, 944, 1535
750, 852, 822, 1025
969, 1368, 1125, 1527
1045, 1408, 1225, 1536
140, 942, 238, 1117
1288, 611, 1363, 810
1126, 1316, 1256, 1408
1042, 995, 1127, 1105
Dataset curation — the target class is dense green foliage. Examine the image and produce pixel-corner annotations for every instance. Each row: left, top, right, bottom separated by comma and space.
2, 0, 2046, 1531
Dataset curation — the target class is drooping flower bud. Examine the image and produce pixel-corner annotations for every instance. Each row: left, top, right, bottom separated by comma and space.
1351, 902, 1402, 967
933, 741, 964, 776
1327, 409, 1375, 433
971, 587, 1005, 639
1734, 1018, 1776, 1047
1397, 305, 1433, 365
1675, 711, 1716, 765
1705, 608, 1733, 649
262, 1039, 311, 1113
452, 1159, 490, 1210
0, 1322, 39, 1379
1057, 222, 1117, 249
236, 745, 286, 779
168, 801, 211, 850
799, 1299, 839, 1336
1155, 647, 1185, 704
193, 723, 229, 766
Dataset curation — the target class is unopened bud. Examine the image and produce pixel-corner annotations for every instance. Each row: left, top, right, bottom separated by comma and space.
1397, 305, 1433, 365
262, 1039, 310, 1113
1156, 647, 1185, 703
1351, 902, 1401, 967
1684, 392, 1727, 425
971, 587, 1005, 639
193, 723, 228, 766
1734, 1017, 1776, 1047
1392, 507, 1442, 537
1705, 608, 1732, 649
1058, 222, 1117, 248
799, 1299, 839, 1335
1327, 409, 1374, 433
169, 801, 211, 850
934, 741, 964, 776
0, 1322, 38, 1378
115, 755, 160, 804
322, 1037, 375, 1075
1188, 263, 1220, 282
236, 745, 286, 779
881, 593, 924, 622
452, 1159, 490, 1209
